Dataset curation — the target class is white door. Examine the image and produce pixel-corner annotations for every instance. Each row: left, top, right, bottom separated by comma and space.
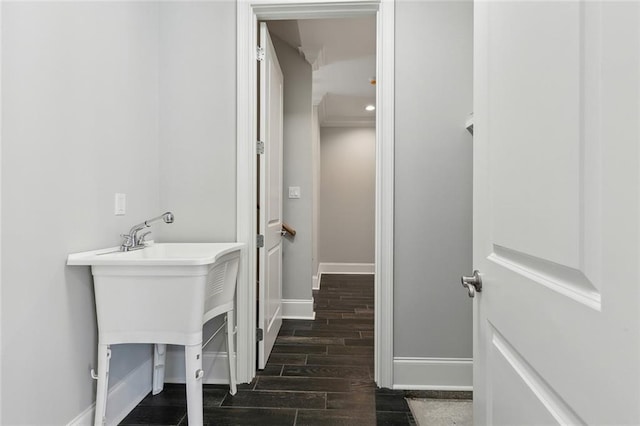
258, 22, 284, 370
473, 2, 640, 424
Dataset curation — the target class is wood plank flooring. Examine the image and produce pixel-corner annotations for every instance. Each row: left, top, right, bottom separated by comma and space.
120, 274, 415, 425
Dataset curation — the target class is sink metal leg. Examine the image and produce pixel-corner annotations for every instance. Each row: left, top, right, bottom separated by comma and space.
94, 344, 111, 426
185, 343, 204, 426
225, 311, 237, 395
152, 344, 167, 395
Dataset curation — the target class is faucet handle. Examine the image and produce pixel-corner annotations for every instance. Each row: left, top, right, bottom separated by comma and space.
120, 234, 134, 250
137, 231, 152, 245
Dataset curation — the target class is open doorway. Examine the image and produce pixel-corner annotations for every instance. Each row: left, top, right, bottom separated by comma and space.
268, 17, 377, 289
236, 0, 395, 389
250, 18, 394, 418
258, 15, 377, 366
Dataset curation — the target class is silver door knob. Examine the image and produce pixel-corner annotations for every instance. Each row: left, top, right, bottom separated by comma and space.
461, 270, 482, 298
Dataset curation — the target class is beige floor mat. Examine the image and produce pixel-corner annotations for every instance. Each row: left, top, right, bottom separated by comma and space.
406, 398, 473, 426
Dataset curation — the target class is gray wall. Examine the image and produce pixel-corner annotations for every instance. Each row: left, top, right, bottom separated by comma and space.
319, 127, 375, 264
394, 0, 473, 358
271, 35, 314, 301
1, 2, 240, 423
156, 1, 238, 372
1, 3, 160, 423
0, 1, 472, 421
157, 2, 237, 243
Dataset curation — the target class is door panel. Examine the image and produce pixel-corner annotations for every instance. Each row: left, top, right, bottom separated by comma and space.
258, 22, 283, 369
267, 245, 282, 326
489, 327, 579, 426
489, 2, 581, 268
474, 1, 640, 424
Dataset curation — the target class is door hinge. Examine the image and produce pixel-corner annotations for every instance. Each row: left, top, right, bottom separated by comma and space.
257, 234, 264, 248
256, 47, 265, 62
256, 328, 264, 342
257, 140, 265, 155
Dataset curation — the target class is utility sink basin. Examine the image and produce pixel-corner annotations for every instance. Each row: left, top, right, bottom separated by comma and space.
67, 242, 244, 344
68, 242, 244, 425
68, 242, 243, 266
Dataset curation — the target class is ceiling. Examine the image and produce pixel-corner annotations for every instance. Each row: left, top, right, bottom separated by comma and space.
267, 17, 376, 127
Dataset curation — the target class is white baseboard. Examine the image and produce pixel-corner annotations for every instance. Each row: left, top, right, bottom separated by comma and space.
318, 262, 375, 275
282, 298, 315, 320
68, 358, 153, 426
393, 357, 473, 391
315, 263, 374, 289
164, 350, 235, 385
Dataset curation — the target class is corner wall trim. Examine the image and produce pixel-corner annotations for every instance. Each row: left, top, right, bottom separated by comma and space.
392, 357, 473, 391
282, 298, 316, 320
67, 357, 152, 426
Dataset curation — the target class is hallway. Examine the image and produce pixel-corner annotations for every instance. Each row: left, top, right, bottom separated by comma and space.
120, 274, 416, 425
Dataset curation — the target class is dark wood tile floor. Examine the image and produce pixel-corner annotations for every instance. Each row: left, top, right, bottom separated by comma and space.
121, 274, 416, 426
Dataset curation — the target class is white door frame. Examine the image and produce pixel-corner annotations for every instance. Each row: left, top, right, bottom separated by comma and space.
0, 1, 4, 419
236, 0, 395, 387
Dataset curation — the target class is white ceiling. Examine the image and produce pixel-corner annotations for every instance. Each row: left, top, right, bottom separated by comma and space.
268, 17, 376, 127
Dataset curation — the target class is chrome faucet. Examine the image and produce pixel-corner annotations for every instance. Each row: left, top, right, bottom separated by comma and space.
120, 212, 174, 251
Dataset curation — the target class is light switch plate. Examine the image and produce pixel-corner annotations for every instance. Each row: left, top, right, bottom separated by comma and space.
115, 193, 126, 215
288, 186, 301, 199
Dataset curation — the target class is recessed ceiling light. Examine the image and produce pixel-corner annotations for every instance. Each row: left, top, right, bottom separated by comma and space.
365, 105, 376, 111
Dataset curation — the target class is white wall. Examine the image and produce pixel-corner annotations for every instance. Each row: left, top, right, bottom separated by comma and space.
394, 0, 473, 362
271, 35, 314, 302
319, 127, 375, 264
1, 3, 160, 423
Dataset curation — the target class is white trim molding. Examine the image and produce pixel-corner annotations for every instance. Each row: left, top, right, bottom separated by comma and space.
318, 262, 375, 275
282, 298, 316, 320
321, 119, 376, 128
0, 1, 4, 419
237, 0, 395, 389
68, 358, 153, 426
312, 275, 320, 290
393, 357, 473, 391
374, 0, 395, 389
315, 262, 375, 289
236, 0, 259, 385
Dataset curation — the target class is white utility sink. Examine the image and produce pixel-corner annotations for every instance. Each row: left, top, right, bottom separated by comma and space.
68, 242, 243, 266
67, 242, 243, 344
67, 242, 244, 426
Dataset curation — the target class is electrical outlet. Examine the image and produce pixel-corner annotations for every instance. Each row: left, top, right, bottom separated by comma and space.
115, 193, 126, 215
288, 187, 301, 199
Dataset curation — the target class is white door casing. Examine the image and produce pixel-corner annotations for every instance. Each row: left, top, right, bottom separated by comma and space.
473, 2, 640, 424
236, 0, 394, 387
258, 22, 284, 369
